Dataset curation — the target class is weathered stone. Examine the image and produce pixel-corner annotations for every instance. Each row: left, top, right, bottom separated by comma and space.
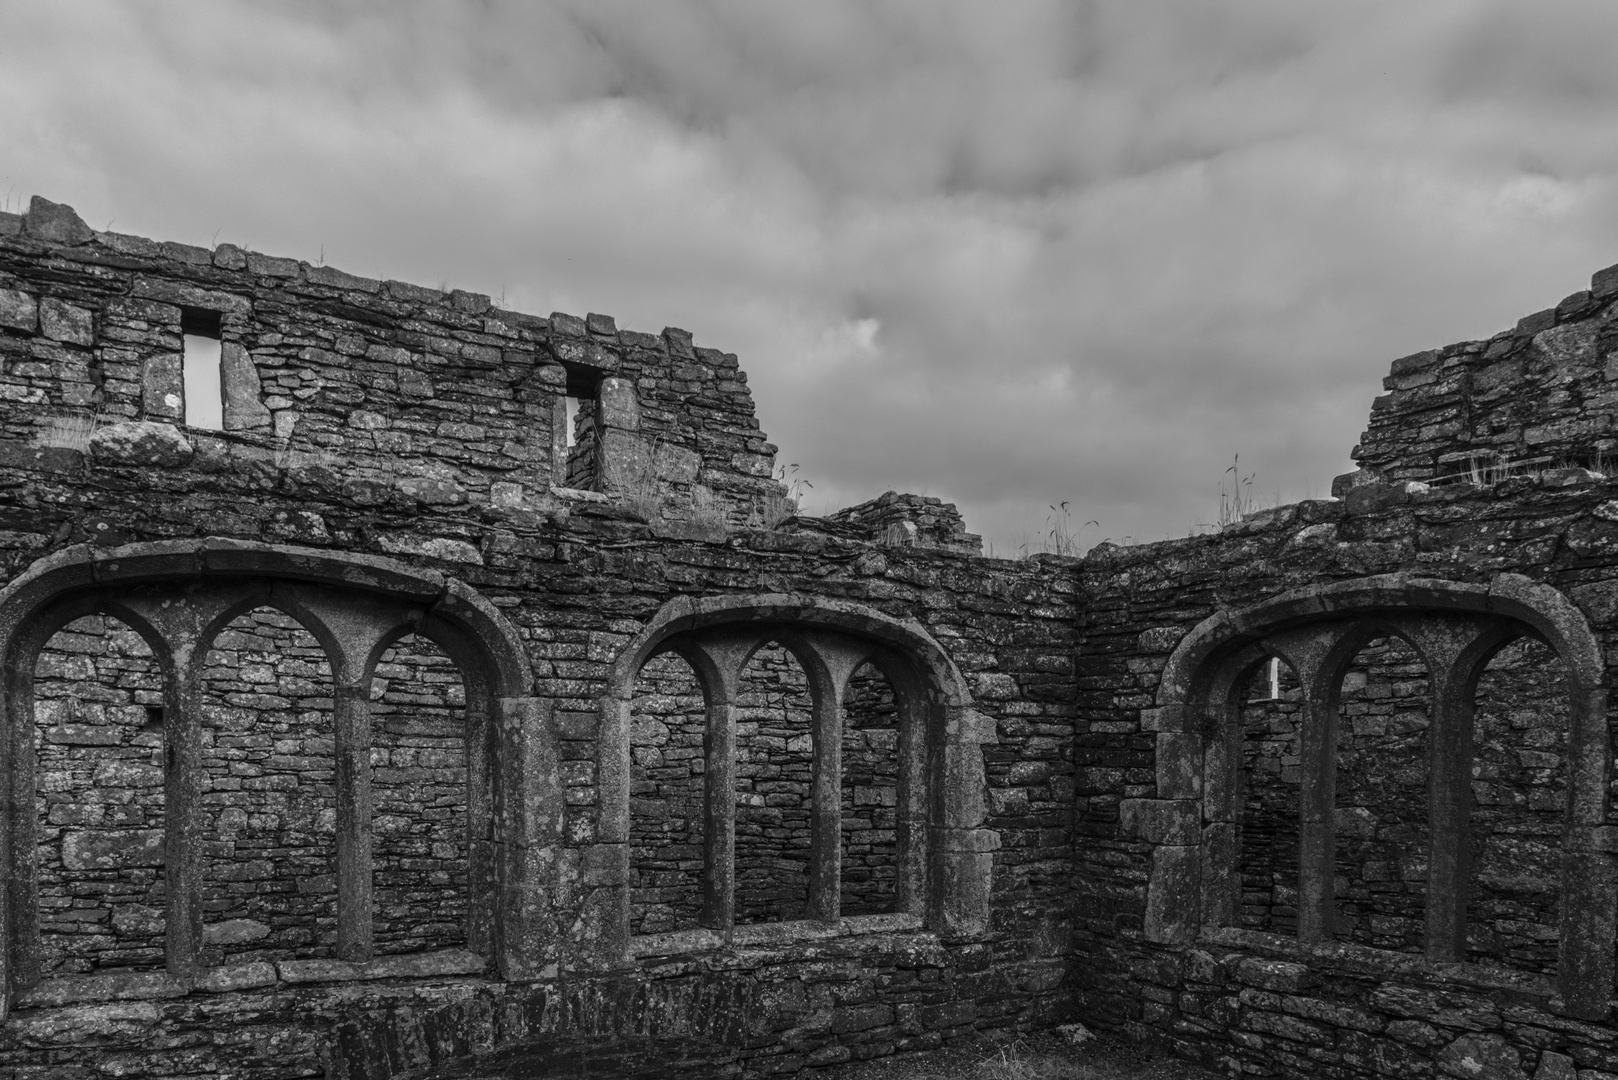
221, 343, 272, 431
141, 354, 185, 421
1532, 1050, 1575, 1080
1438, 1033, 1526, 1080
202, 918, 271, 945
61, 829, 164, 870
38, 298, 94, 344
88, 420, 195, 467
0, 286, 38, 331
24, 195, 93, 244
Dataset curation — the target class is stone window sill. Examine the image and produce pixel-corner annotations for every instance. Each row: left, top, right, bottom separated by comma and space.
13, 949, 486, 1009
633, 912, 926, 959
1202, 927, 1556, 999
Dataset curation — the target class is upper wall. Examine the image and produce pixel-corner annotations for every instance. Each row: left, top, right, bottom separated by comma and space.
1345, 261, 1618, 488
0, 197, 779, 516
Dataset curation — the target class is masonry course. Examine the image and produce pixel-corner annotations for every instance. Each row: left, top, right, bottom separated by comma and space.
0, 196, 1614, 1079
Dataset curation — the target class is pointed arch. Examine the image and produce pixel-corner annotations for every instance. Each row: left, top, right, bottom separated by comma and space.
600, 593, 992, 961
1141, 572, 1611, 1019
0, 539, 534, 1009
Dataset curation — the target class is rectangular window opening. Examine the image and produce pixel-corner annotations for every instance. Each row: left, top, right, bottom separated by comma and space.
564, 395, 581, 448
181, 308, 224, 431
562, 369, 602, 489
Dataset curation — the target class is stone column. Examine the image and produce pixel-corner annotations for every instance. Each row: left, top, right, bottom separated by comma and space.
678, 633, 755, 938
493, 696, 562, 979
797, 634, 873, 925
163, 657, 206, 977
1402, 617, 1497, 963
333, 679, 374, 962
1264, 624, 1353, 945
703, 700, 738, 932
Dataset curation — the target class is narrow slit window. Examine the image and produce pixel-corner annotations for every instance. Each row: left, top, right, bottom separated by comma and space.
181, 308, 223, 431
564, 395, 581, 448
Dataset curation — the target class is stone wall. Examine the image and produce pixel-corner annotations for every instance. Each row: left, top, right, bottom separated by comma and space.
1346, 262, 1618, 487
33, 615, 166, 975
3, 193, 1618, 1080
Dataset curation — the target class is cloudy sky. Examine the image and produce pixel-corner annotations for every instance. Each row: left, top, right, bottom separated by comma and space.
4, 1, 1617, 554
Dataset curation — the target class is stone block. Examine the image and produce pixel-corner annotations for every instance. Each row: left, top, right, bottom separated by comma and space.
61, 829, 164, 870
24, 195, 93, 244
1143, 844, 1198, 944
931, 850, 992, 939
0, 287, 38, 331
246, 252, 300, 277
1118, 799, 1198, 844
551, 311, 586, 336
1155, 732, 1200, 799
38, 298, 93, 344
196, 963, 279, 993
654, 442, 701, 483
7, 1001, 164, 1048
1232, 957, 1315, 993
141, 354, 185, 421
221, 343, 272, 431
89, 420, 195, 468
306, 265, 380, 293
1532, 1051, 1575, 1080
1437, 1032, 1525, 1080
202, 918, 271, 945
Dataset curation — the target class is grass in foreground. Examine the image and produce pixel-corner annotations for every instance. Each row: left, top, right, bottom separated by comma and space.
815, 1029, 1218, 1080
815, 1029, 1216, 1080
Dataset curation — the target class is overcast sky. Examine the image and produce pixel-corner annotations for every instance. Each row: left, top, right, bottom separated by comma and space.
4, 1, 1617, 554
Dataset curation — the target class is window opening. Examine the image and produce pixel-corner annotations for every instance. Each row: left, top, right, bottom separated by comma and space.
735, 641, 814, 924
840, 661, 900, 915
370, 633, 469, 955
1468, 637, 1567, 973
563, 369, 601, 489
629, 651, 707, 935
1334, 635, 1431, 955
34, 614, 166, 975
1238, 655, 1302, 936
564, 395, 581, 448
181, 308, 223, 431
199, 606, 335, 964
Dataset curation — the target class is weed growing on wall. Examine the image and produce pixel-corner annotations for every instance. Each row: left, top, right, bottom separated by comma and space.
33, 409, 103, 452
750, 462, 811, 528
1217, 455, 1257, 528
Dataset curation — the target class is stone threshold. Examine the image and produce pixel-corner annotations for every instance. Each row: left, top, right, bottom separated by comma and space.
632, 912, 927, 958
14, 949, 487, 1009
1202, 927, 1557, 998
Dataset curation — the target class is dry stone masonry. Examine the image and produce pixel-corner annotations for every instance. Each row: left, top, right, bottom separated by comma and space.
1, 195, 1617, 1079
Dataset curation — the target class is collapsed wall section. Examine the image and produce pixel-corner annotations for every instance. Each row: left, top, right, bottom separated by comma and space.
1345, 262, 1618, 488
0, 196, 781, 524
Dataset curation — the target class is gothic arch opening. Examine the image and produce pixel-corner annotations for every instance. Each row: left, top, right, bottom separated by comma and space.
1469, 636, 1569, 973
1236, 654, 1302, 937
370, 632, 470, 955
840, 660, 900, 916
629, 650, 708, 935
734, 640, 815, 925
33, 613, 167, 975
1333, 632, 1432, 955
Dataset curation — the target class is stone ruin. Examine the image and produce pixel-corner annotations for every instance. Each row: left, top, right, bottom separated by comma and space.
0, 194, 1615, 1079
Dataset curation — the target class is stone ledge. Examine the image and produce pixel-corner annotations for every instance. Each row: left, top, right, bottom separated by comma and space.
632, 913, 927, 959
11, 950, 485, 1008
1200, 926, 1557, 999
276, 948, 486, 984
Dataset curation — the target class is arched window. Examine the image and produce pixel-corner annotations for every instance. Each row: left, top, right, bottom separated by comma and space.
601, 594, 994, 956
0, 540, 533, 1014
1138, 573, 1612, 1019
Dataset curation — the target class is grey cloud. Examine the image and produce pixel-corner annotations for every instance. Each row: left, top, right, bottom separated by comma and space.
1, 0, 1616, 552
